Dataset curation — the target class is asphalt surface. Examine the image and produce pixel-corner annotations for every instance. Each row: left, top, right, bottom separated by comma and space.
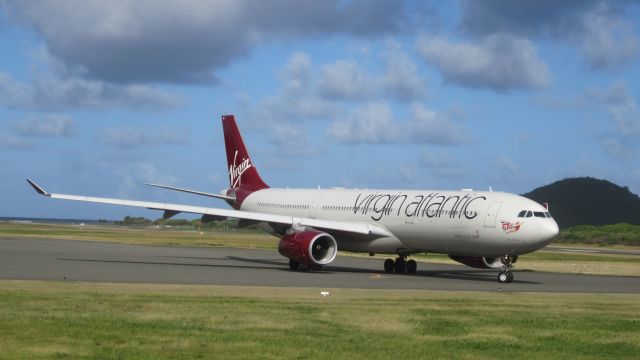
1, 237, 639, 293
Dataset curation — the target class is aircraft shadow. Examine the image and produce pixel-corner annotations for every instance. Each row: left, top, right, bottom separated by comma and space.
226, 256, 541, 284
325, 265, 541, 284
57, 256, 541, 284
57, 257, 282, 272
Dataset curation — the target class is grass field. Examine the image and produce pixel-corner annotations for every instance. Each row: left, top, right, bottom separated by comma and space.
1, 222, 639, 276
0, 280, 638, 359
0, 222, 276, 248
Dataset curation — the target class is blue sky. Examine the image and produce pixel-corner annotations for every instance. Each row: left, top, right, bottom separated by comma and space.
1, 0, 639, 220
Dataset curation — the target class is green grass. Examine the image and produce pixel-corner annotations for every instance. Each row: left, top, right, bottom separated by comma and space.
0, 281, 638, 359
557, 223, 640, 246
0, 222, 277, 249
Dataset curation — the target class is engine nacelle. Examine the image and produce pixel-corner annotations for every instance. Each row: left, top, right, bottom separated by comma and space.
449, 255, 505, 269
278, 231, 338, 266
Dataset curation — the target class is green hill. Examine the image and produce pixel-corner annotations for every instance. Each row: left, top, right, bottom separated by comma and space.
523, 177, 640, 229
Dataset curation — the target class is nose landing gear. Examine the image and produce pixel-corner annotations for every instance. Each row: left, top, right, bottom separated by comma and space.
497, 255, 515, 283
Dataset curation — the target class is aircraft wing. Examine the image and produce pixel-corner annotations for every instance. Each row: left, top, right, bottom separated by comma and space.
26, 179, 392, 238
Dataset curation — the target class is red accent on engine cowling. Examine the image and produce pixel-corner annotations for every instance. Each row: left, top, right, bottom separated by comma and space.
278, 231, 337, 266
449, 255, 503, 269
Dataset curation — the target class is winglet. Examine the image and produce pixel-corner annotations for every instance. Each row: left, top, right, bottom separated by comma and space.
26, 179, 50, 196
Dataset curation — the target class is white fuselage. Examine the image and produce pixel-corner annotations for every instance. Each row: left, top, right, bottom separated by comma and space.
241, 188, 559, 257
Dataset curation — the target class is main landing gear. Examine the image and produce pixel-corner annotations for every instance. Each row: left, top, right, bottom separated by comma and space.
497, 255, 515, 283
384, 255, 417, 274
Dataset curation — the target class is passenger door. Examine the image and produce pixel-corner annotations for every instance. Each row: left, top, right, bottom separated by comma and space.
483, 201, 502, 228
309, 197, 322, 219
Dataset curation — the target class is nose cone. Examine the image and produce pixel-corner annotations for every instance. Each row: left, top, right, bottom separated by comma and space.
537, 219, 559, 247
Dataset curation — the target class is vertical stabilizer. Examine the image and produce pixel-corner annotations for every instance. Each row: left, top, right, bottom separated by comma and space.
222, 115, 269, 190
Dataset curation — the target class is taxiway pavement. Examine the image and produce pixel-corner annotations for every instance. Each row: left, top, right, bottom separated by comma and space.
1, 237, 638, 293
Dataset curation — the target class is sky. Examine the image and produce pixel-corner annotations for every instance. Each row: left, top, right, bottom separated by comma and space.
1, 0, 639, 220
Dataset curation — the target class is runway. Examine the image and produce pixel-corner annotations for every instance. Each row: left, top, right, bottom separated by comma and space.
1, 237, 638, 293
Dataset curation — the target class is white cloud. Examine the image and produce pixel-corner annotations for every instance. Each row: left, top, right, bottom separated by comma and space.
11, 114, 74, 137
4, 0, 407, 84
318, 45, 426, 102
583, 81, 634, 106
329, 102, 398, 144
584, 81, 640, 136
494, 155, 521, 181
416, 34, 551, 92
0, 72, 33, 106
608, 101, 640, 136
256, 53, 336, 121
0, 69, 184, 111
319, 60, 372, 101
599, 137, 633, 159
279, 53, 313, 88
241, 53, 335, 157
379, 45, 426, 102
0, 132, 32, 149
458, 0, 640, 71
549, 81, 640, 160
329, 102, 468, 145
407, 103, 467, 145
103, 127, 187, 148
419, 152, 467, 178
113, 161, 179, 198
580, 4, 640, 70
243, 48, 429, 150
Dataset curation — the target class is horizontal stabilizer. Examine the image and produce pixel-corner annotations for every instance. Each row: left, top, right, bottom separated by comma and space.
146, 183, 235, 201
238, 219, 261, 227
162, 210, 181, 219
201, 214, 226, 222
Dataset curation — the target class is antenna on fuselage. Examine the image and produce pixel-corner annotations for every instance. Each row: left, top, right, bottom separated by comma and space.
489, 186, 493, 192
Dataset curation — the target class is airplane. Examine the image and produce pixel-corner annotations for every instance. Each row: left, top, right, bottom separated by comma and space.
26, 115, 559, 283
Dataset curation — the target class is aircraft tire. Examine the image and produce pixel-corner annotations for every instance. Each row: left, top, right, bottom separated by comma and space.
384, 258, 394, 273
406, 259, 417, 274
497, 270, 513, 283
289, 259, 300, 271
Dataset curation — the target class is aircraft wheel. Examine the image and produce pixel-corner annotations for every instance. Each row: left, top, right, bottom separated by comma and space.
384, 258, 394, 273
289, 259, 300, 271
497, 270, 513, 283
394, 257, 406, 273
406, 259, 417, 274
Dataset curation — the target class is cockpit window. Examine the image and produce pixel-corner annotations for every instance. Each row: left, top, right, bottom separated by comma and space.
518, 210, 553, 218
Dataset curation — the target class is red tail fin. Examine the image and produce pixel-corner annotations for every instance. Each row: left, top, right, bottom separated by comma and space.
222, 115, 269, 190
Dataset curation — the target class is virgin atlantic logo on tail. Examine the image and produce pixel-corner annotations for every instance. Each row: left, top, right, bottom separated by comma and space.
229, 150, 252, 188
